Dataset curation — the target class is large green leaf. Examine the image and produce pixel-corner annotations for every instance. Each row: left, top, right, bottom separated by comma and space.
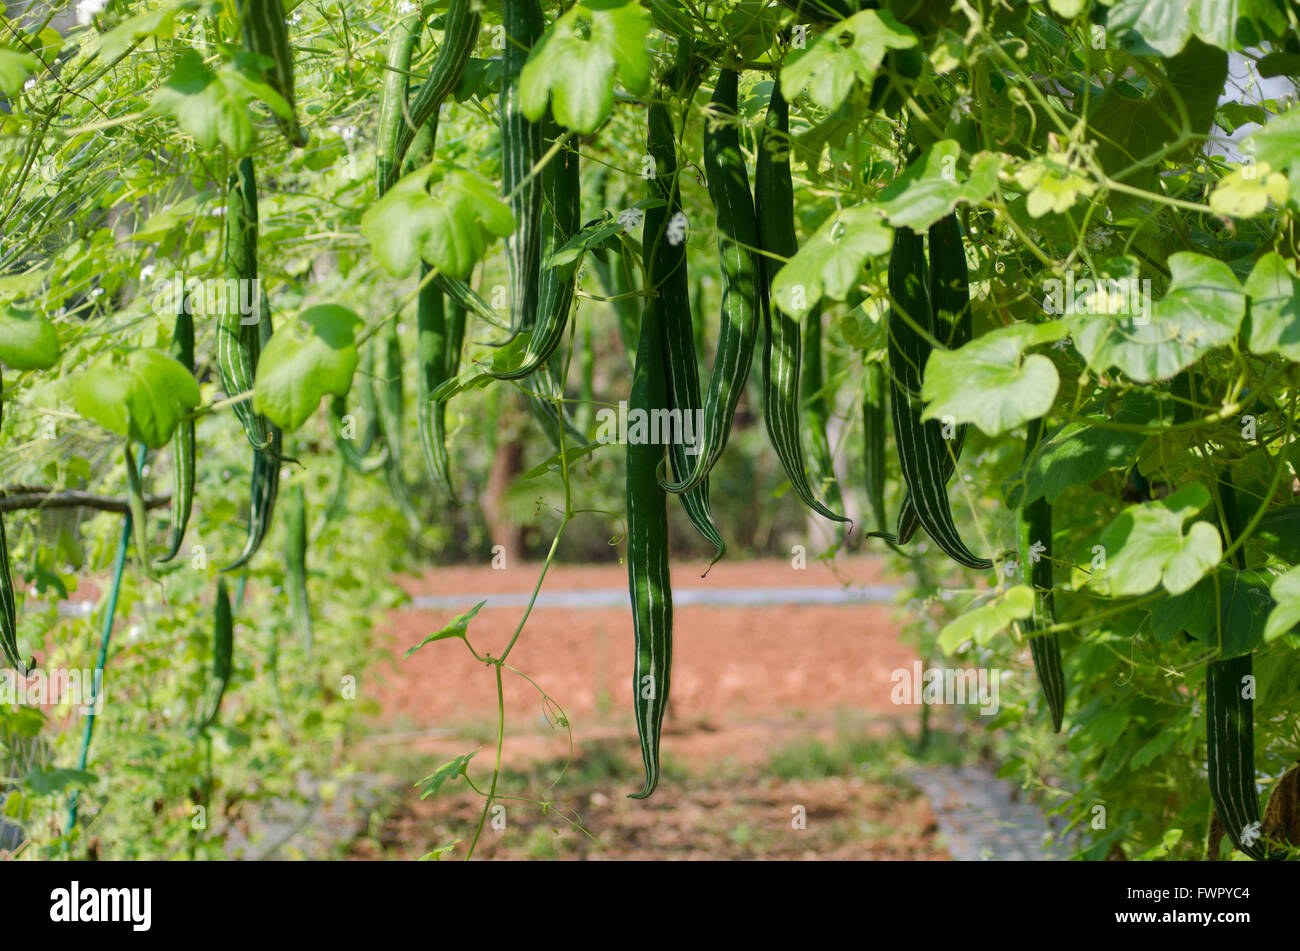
254, 305, 364, 432
771, 204, 892, 319
1264, 567, 1300, 643
779, 10, 917, 113
1070, 252, 1245, 384
1095, 483, 1221, 597
150, 49, 258, 155
1004, 392, 1163, 506
1149, 567, 1273, 657
0, 306, 60, 370
361, 165, 513, 279
520, 0, 651, 134
1106, 0, 1286, 56
72, 348, 201, 449
921, 322, 1068, 437
1244, 251, 1300, 361
0, 47, 39, 97
97, 1, 197, 61
877, 141, 1003, 231
938, 586, 1035, 655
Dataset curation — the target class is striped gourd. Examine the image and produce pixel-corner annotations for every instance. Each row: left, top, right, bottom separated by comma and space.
755, 83, 848, 529
487, 116, 581, 381
374, 9, 423, 199
238, 0, 308, 147
284, 483, 312, 654
0, 373, 27, 675
418, 262, 467, 498
627, 230, 674, 800
385, 0, 482, 190
224, 295, 281, 572
885, 224, 991, 569
1019, 417, 1065, 732
1205, 472, 1271, 860
196, 578, 234, 733
159, 297, 196, 563
644, 92, 725, 562
331, 343, 389, 473
499, 0, 545, 343
657, 69, 760, 497
377, 319, 406, 464
216, 157, 272, 452
862, 361, 889, 536
122, 442, 157, 580
223, 426, 281, 572
801, 309, 849, 530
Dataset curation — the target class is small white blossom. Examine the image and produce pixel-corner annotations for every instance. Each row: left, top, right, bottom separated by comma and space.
948, 94, 972, 123
1085, 226, 1114, 250
396, 0, 416, 12
139, 264, 157, 282
1240, 821, 1262, 847
23, 77, 37, 92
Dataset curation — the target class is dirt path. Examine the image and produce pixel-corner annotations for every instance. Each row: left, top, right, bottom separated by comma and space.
352, 556, 1029, 859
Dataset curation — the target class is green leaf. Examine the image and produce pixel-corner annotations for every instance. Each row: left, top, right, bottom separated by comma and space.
921, 322, 1068, 436
72, 348, 201, 449
1264, 567, 1300, 642
1014, 157, 1096, 217
1149, 567, 1272, 657
938, 586, 1035, 655
1070, 252, 1245, 384
519, 0, 651, 134
779, 10, 917, 112
97, 2, 196, 61
771, 204, 892, 318
0, 306, 60, 370
0, 47, 39, 97
405, 601, 487, 657
520, 441, 602, 480
1208, 162, 1289, 217
1095, 483, 1221, 597
416, 752, 477, 799
1244, 107, 1300, 171
253, 305, 364, 432
1244, 251, 1300, 361
1106, 0, 1286, 57
150, 49, 255, 155
23, 767, 97, 796
418, 839, 461, 861
361, 165, 513, 279
877, 142, 1003, 231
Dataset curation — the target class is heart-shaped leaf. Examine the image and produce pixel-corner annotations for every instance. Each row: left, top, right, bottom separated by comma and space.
253, 305, 364, 432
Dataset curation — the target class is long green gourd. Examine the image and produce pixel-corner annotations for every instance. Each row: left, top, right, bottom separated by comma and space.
196, 578, 234, 733
159, 296, 196, 563
374, 8, 423, 198
284, 483, 312, 655
628, 197, 674, 800
892, 213, 972, 545
801, 308, 848, 529
645, 87, 725, 563
657, 69, 760, 497
224, 292, 281, 572
216, 157, 271, 451
487, 116, 581, 380
238, 0, 308, 147
884, 224, 991, 569
384, 0, 482, 189
1018, 417, 1065, 732
499, 0, 545, 344
862, 361, 889, 536
1206, 472, 1271, 860
754, 83, 849, 531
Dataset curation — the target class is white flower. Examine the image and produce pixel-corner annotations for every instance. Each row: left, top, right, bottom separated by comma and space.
665, 211, 688, 246
948, 94, 972, 123
397, 0, 416, 12
23, 77, 37, 92
139, 264, 157, 282
76, 0, 108, 26
1240, 821, 1262, 847
288, 10, 303, 25
90, 286, 105, 298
